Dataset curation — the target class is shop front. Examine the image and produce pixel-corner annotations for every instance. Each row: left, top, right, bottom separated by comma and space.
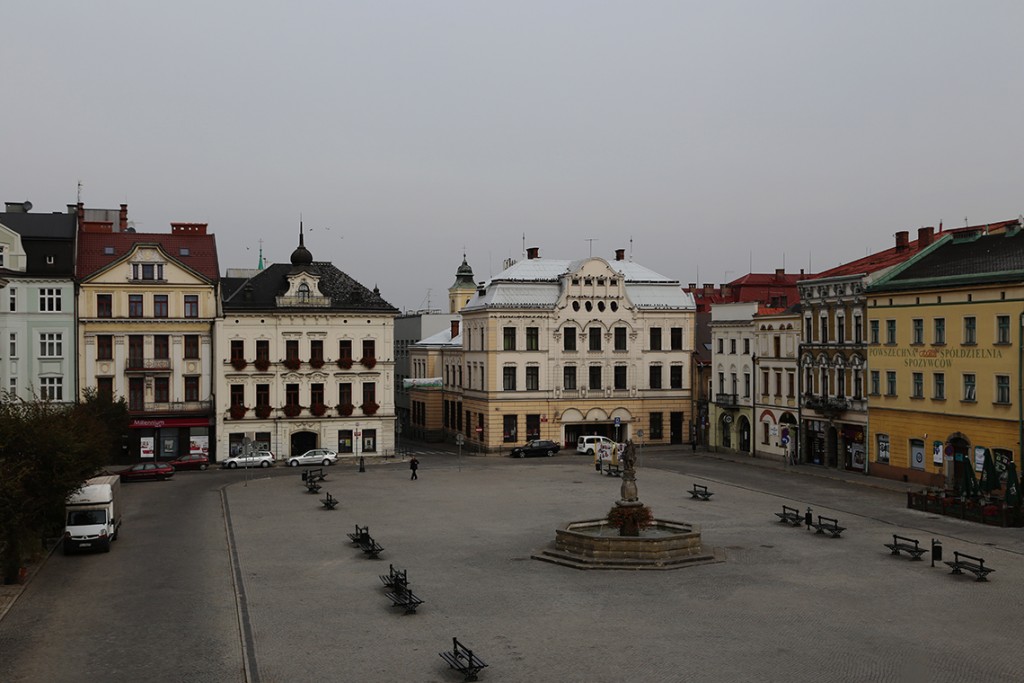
129, 417, 212, 463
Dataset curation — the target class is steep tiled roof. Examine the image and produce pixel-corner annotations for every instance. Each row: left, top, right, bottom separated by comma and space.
77, 230, 220, 281
222, 262, 398, 312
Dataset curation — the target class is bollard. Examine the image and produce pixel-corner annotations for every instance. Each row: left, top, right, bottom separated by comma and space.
931, 539, 942, 567
358, 456, 365, 473
804, 507, 813, 530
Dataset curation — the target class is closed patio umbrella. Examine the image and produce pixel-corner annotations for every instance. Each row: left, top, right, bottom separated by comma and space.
963, 457, 980, 498
980, 448, 1000, 493
1005, 461, 1020, 508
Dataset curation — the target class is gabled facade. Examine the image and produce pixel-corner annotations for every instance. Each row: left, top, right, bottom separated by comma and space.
0, 202, 77, 402
77, 216, 220, 461
752, 305, 801, 461
865, 221, 1024, 486
708, 302, 758, 453
410, 247, 696, 452
216, 229, 399, 460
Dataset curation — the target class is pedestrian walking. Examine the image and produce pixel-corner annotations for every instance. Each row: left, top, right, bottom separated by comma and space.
409, 456, 419, 480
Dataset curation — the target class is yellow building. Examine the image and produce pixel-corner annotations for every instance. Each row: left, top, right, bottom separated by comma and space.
866, 221, 1024, 486
411, 247, 696, 452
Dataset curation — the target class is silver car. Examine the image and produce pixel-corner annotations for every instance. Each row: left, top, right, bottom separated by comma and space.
288, 449, 338, 467
221, 450, 275, 469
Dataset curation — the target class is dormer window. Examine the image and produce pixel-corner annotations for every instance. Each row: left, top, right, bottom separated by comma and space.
0, 245, 5, 267
104, 246, 114, 255
298, 282, 311, 302
179, 247, 190, 256
584, 278, 593, 286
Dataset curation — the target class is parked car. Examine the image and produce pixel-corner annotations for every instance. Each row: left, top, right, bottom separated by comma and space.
221, 450, 275, 469
288, 449, 338, 467
169, 454, 210, 471
577, 435, 615, 455
117, 461, 175, 482
510, 440, 561, 458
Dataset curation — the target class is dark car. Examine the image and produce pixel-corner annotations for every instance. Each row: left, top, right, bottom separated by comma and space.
117, 462, 175, 482
169, 454, 210, 471
509, 440, 560, 458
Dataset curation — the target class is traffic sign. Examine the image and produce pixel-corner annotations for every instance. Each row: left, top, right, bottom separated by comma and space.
614, 417, 621, 427
781, 435, 790, 446
475, 427, 483, 433
455, 434, 465, 446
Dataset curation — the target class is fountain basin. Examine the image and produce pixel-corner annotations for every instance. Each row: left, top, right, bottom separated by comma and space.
532, 518, 723, 570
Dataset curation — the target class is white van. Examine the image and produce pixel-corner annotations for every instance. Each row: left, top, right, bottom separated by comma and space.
577, 435, 615, 455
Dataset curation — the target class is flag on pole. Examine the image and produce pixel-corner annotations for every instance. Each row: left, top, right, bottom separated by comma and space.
980, 448, 1000, 493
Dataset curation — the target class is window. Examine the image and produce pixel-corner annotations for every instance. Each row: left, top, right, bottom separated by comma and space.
184, 295, 199, 318
338, 430, 354, 454
589, 365, 602, 390
885, 320, 896, 345
912, 319, 923, 345
9, 333, 16, 357
717, 338, 724, 354
964, 317, 976, 345
97, 335, 113, 360
963, 374, 976, 402
39, 377, 63, 401
503, 366, 517, 391
649, 412, 663, 440
869, 320, 879, 344
154, 335, 169, 359
362, 429, 377, 453
256, 340, 269, 363
503, 327, 516, 351
185, 376, 200, 402
670, 365, 683, 389
231, 340, 245, 361
310, 340, 324, 364
297, 282, 310, 302
128, 294, 143, 318
650, 328, 662, 351
870, 370, 880, 396
338, 382, 352, 406
934, 373, 945, 400
97, 377, 114, 399
876, 433, 890, 464
285, 383, 299, 407
787, 371, 795, 398
339, 339, 352, 360
996, 375, 1010, 404
154, 377, 169, 403
836, 317, 845, 343
997, 315, 1011, 344
563, 366, 577, 390
718, 372, 725, 394
614, 327, 627, 351
853, 370, 862, 399
230, 384, 245, 407
646, 365, 661, 390
912, 372, 923, 398
743, 372, 751, 398
129, 377, 144, 410
853, 315, 863, 343
730, 339, 736, 354
614, 365, 627, 390
8, 287, 15, 312
503, 415, 518, 443
39, 288, 62, 312
671, 327, 683, 351
39, 333, 62, 358
589, 328, 602, 351
362, 382, 376, 406
526, 366, 539, 391
804, 316, 813, 343
819, 315, 828, 343
886, 371, 896, 396
154, 295, 168, 318
743, 339, 750, 355
362, 339, 375, 360
526, 414, 540, 440
184, 335, 199, 359
526, 327, 539, 351
311, 383, 325, 406
286, 340, 299, 361
563, 327, 577, 351
0, 245, 4, 267
836, 369, 846, 397
132, 263, 163, 280
934, 318, 945, 345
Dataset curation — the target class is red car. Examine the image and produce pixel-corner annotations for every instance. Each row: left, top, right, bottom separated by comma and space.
169, 454, 210, 471
117, 462, 175, 482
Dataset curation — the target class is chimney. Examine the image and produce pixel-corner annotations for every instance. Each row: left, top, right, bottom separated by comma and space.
614, 248, 625, 261
451, 319, 460, 339
775, 267, 785, 280
526, 246, 540, 260
703, 283, 713, 291
895, 230, 909, 251
170, 222, 209, 235
721, 285, 733, 298
688, 283, 696, 289
119, 204, 128, 231
917, 226, 935, 248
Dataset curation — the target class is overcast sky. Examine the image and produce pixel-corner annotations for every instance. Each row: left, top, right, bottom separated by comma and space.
3, 2, 1022, 312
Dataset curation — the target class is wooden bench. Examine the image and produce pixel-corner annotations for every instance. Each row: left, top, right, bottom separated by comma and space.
689, 483, 714, 501
305, 479, 322, 494
602, 462, 621, 477
439, 637, 488, 681
359, 534, 385, 559
944, 551, 994, 582
809, 515, 845, 538
384, 586, 423, 614
347, 525, 369, 545
379, 564, 407, 590
320, 492, 339, 510
301, 467, 326, 482
884, 534, 926, 560
774, 505, 803, 527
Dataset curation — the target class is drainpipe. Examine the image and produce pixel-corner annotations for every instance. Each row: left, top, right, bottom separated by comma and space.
751, 353, 757, 459
1019, 312, 1023, 471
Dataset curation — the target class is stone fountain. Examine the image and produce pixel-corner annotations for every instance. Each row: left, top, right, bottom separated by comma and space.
533, 441, 722, 570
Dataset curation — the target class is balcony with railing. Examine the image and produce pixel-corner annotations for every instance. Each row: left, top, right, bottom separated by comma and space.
126, 358, 172, 372
803, 394, 850, 417
129, 400, 212, 414
714, 392, 738, 408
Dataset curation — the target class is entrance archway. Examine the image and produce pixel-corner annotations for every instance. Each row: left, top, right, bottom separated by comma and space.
738, 416, 751, 453
948, 434, 971, 492
290, 430, 317, 457
720, 414, 733, 449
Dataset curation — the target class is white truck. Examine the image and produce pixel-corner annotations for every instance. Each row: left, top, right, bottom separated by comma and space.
63, 475, 122, 554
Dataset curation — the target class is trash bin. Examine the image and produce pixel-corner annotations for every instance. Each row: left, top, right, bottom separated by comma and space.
931, 539, 942, 566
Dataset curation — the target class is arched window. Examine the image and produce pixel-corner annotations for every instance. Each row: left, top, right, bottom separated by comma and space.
298, 282, 310, 302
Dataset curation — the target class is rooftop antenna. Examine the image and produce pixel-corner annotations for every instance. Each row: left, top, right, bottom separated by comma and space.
522, 233, 526, 258
77, 180, 83, 204
629, 236, 634, 261
425, 288, 432, 310
584, 238, 598, 257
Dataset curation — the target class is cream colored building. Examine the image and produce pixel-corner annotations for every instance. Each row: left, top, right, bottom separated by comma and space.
410, 247, 696, 452
708, 302, 757, 453
752, 306, 801, 461
215, 230, 398, 460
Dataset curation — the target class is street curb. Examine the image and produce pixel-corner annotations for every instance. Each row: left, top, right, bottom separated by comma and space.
0, 538, 60, 624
